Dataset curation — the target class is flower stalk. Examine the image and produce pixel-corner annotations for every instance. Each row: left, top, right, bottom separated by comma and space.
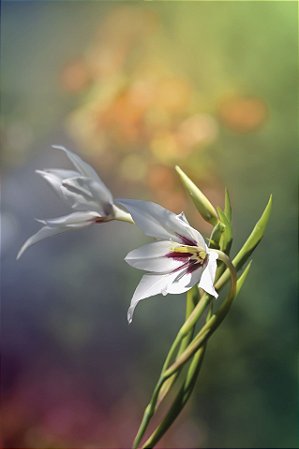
17, 147, 271, 449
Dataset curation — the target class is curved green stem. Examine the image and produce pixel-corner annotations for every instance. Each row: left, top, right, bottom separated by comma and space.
157, 286, 199, 406
141, 305, 214, 448
132, 286, 207, 449
142, 346, 206, 449
164, 250, 236, 378
133, 251, 236, 448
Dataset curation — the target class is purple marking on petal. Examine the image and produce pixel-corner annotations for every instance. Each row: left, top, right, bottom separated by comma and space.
167, 251, 193, 261
172, 260, 191, 274
176, 233, 197, 246
187, 255, 209, 273
187, 261, 201, 274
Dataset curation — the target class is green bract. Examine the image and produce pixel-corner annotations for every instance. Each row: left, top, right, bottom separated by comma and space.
175, 165, 218, 225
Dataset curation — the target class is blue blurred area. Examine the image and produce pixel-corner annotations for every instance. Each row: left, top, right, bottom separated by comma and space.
1, 2, 297, 448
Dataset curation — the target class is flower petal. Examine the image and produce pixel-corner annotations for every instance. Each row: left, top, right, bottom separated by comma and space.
166, 265, 203, 294
37, 169, 100, 211
17, 226, 71, 260
176, 211, 189, 225
125, 241, 186, 273
199, 250, 218, 298
52, 145, 113, 205
127, 272, 178, 323
36, 169, 80, 183
63, 176, 114, 215
127, 264, 203, 323
36, 169, 79, 199
38, 211, 102, 228
116, 199, 206, 248
17, 211, 102, 259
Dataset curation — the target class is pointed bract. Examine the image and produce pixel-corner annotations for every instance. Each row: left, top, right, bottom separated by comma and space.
175, 166, 218, 225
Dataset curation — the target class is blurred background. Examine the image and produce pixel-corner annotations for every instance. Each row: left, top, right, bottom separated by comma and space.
1, 1, 297, 448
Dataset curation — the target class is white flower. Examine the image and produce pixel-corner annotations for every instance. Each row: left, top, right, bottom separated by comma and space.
17, 146, 131, 259
117, 199, 219, 323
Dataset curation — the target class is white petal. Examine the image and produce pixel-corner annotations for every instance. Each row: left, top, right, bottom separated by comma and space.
63, 176, 114, 215
199, 250, 218, 298
125, 241, 185, 273
17, 211, 102, 259
36, 169, 80, 183
36, 169, 79, 199
176, 211, 189, 224
117, 199, 176, 241
116, 199, 206, 248
36, 169, 99, 211
127, 265, 203, 323
127, 272, 178, 323
39, 211, 101, 228
166, 265, 203, 294
52, 145, 113, 204
62, 176, 94, 199
17, 226, 72, 259
59, 185, 100, 212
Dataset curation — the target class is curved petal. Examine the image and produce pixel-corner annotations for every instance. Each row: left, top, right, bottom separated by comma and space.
17, 225, 72, 259
36, 169, 101, 212
127, 272, 178, 323
17, 211, 102, 259
176, 211, 189, 225
36, 169, 80, 183
116, 199, 206, 248
125, 241, 186, 273
52, 145, 113, 204
199, 250, 218, 298
166, 265, 203, 294
38, 211, 102, 228
63, 176, 113, 215
36, 169, 79, 199
59, 185, 101, 212
62, 176, 94, 199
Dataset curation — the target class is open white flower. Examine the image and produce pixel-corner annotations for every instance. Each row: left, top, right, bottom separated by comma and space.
17, 146, 131, 259
117, 199, 219, 323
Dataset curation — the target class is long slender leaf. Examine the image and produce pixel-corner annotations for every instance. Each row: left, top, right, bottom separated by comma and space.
236, 260, 252, 296
234, 195, 272, 271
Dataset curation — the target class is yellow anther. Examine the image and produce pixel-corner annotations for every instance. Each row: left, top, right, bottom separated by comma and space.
199, 251, 207, 260
171, 245, 207, 262
172, 245, 197, 254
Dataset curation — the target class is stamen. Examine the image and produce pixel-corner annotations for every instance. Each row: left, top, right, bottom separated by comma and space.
167, 244, 207, 265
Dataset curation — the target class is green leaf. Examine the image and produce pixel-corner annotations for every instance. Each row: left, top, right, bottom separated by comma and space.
234, 195, 272, 271
224, 188, 232, 223
236, 260, 252, 296
175, 165, 218, 225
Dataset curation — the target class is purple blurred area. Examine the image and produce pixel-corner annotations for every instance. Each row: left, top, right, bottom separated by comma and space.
1, 2, 297, 448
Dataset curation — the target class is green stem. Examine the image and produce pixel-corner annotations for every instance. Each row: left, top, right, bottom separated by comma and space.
142, 305, 214, 448
164, 250, 236, 378
142, 346, 206, 449
133, 251, 236, 449
157, 286, 199, 406
133, 286, 207, 449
